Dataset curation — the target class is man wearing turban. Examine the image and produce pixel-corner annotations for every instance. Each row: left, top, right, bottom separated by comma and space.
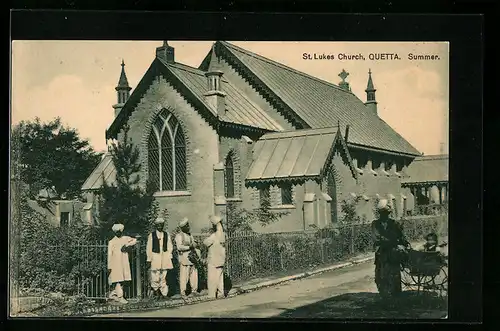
107, 223, 138, 304
146, 217, 174, 299
203, 215, 227, 299
371, 199, 409, 299
175, 218, 199, 297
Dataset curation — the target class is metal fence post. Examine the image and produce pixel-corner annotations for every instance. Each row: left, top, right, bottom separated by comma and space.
350, 224, 355, 255
135, 238, 142, 299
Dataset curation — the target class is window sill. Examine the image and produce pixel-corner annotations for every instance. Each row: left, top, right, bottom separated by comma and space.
270, 204, 296, 210
154, 191, 192, 197
226, 198, 243, 202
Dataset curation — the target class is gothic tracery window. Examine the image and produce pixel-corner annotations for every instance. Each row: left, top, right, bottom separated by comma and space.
148, 109, 187, 192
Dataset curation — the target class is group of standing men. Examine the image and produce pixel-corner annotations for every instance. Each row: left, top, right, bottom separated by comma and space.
107, 215, 227, 304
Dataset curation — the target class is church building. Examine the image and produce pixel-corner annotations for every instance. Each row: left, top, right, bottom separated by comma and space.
81, 41, 422, 234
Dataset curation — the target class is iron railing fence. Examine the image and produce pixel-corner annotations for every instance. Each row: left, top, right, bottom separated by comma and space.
42, 214, 447, 300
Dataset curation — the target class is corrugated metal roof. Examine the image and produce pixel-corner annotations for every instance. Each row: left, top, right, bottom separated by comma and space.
219, 41, 420, 156
162, 61, 283, 132
402, 154, 448, 184
246, 127, 339, 183
81, 153, 117, 191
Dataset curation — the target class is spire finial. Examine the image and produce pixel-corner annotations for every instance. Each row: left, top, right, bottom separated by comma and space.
207, 43, 222, 73
366, 68, 375, 92
121, 59, 125, 67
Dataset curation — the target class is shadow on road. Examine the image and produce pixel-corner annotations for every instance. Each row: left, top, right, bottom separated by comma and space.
275, 291, 448, 319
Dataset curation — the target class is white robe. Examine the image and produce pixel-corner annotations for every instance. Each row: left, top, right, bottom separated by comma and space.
203, 227, 226, 267
146, 231, 174, 270
108, 235, 137, 285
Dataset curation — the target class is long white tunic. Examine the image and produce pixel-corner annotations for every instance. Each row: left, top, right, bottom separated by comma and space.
146, 231, 174, 270
203, 227, 226, 267
175, 232, 195, 266
108, 236, 137, 285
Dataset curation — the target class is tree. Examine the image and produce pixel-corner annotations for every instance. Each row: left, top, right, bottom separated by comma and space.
11, 117, 102, 200
224, 193, 289, 234
97, 125, 156, 239
339, 196, 362, 224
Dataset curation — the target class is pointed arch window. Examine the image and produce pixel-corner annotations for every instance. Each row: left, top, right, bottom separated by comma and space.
148, 109, 187, 192
225, 153, 235, 198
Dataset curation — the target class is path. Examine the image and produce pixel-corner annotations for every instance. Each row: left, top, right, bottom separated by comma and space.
99, 260, 447, 319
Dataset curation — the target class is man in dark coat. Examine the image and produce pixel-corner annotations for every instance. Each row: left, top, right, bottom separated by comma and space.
371, 199, 409, 299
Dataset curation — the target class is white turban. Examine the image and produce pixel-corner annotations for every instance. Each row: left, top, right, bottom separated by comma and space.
112, 223, 124, 232
178, 217, 189, 227
377, 199, 391, 211
154, 217, 165, 224
209, 215, 222, 226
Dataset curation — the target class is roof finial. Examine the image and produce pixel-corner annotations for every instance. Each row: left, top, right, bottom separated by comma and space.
338, 69, 350, 91
163, 41, 169, 47
338, 69, 349, 83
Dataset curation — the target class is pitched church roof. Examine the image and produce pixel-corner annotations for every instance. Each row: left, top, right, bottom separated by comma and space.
107, 41, 420, 157
106, 56, 283, 139
402, 154, 449, 184
204, 41, 420, 157
162, 60, 283, 132
246, 127, 358, 185
81, 153, 117, 191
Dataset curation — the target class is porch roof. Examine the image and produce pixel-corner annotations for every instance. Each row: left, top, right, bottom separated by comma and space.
402, 154, 448, 185
246, 127, 340, 184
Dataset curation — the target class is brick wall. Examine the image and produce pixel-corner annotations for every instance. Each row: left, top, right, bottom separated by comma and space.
118, 76, 219, 234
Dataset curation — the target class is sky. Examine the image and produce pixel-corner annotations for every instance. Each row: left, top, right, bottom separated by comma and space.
11, 41, 449, 155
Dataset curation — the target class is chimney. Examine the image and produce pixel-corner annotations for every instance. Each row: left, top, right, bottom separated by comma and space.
204, 44, 226, 116
344, 125, 350, 143
156, 41, 175, 64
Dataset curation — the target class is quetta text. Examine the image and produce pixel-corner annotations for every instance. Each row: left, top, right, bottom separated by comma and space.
302, 53, 441, 61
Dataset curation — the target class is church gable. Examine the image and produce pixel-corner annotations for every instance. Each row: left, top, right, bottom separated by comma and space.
106, 59, 219, 141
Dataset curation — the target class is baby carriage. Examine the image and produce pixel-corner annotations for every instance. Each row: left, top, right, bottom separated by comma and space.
400, 242, 448, 297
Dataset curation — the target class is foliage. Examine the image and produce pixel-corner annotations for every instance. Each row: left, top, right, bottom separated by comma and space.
339, 196, 362, 224
11, 117, 102, 200
17, 185, 103, 294
224, 196, 289, 233
373, 196, 381, 219
97, 125, 156, 240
